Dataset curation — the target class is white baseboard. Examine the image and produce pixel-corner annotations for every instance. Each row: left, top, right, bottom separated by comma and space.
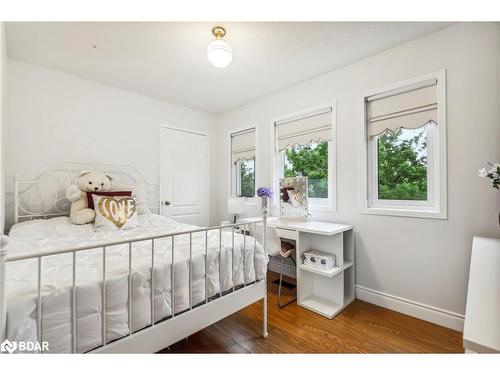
355, 284, 465, 332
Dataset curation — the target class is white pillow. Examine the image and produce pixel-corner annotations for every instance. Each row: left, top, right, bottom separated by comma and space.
110, 183, 152, 215
93, 195, 138, 231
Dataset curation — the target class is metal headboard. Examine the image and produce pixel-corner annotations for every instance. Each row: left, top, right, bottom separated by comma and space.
14, 162, 160, 224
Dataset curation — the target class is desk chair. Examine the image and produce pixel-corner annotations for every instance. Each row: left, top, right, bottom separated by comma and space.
252, 223, 297, 308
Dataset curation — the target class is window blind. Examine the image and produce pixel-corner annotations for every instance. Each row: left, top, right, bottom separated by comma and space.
275, 107, 332, 151
367, 79, 438, 138
231, 128, 255, 164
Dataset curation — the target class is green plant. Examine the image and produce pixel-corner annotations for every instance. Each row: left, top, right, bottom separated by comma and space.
376, 128, 428, 200
239, 160, 255, 197
284, 142, 328, 198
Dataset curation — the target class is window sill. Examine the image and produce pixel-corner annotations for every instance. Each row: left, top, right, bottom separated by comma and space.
361, 206, 447, 220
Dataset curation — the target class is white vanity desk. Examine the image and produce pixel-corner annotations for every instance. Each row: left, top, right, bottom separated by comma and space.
244, 217, 355, 319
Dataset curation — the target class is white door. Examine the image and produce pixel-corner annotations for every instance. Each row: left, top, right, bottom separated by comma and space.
160, 127, 209, 226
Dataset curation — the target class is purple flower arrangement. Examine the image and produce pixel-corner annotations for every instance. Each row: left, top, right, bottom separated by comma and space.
257, 187, 272, 213
257, 187, 273, 198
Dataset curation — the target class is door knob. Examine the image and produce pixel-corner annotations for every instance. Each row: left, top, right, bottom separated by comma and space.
164, 200, 171, 206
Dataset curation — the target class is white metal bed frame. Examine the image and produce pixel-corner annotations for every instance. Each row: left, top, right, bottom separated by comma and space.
0, 162, 268, 353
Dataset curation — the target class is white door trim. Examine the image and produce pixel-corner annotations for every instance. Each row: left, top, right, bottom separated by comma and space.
159, 124, 210, 224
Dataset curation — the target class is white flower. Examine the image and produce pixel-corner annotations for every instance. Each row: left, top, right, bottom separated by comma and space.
478, 168, 488, 177
487, 163, 500, 176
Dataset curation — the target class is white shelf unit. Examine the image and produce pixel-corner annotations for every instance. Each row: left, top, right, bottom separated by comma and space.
296, 228, 354, 319
298, 260, 353, 278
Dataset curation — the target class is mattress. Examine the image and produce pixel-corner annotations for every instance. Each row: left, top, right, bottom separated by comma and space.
4, 214, 268, 353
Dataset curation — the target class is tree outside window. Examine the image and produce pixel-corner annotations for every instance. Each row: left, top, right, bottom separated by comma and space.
284, 142, 328, 199
237, 159, 255, 197
376, 126, 428, 200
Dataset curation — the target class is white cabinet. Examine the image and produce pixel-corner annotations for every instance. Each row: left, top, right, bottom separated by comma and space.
265, 218, 354, 318
295, 226, 354, 318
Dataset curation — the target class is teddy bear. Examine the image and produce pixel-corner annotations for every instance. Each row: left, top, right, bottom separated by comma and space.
66, 170, 113, 225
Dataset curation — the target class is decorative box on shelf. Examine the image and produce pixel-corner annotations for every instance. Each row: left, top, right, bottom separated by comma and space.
303, 250, 336, 270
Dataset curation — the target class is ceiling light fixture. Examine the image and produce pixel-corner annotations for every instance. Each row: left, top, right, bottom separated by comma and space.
207, 26, 232, 68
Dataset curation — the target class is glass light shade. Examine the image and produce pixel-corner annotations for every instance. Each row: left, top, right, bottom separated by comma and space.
207, 39, 232, 68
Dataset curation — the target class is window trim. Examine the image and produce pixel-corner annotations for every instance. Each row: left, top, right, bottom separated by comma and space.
272, 102, 337, 212
361, 70, 447, 219
235, 160, 242, 196
230, 126, 257, 200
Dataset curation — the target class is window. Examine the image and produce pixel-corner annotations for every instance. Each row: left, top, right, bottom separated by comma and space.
364, 72, 447, 218
231, 128, 256, 197
275, 106, 335, 207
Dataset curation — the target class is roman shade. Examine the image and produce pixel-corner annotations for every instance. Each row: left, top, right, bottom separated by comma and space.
367, 79, 438, 138
275, 107, 333, 151
231, 128, 255, 164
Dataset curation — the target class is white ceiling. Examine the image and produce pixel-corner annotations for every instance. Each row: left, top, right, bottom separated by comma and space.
6, 22, 452, 114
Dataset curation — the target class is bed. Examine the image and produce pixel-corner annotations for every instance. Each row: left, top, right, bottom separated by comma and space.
0, 162, 269, 353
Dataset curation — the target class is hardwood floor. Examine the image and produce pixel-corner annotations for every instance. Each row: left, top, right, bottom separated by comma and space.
161, 272, 463, 353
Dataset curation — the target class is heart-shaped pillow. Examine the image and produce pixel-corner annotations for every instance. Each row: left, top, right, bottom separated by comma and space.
93, 195, 138, 231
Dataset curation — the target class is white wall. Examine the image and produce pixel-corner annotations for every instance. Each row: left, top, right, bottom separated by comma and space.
0, 23, 6, 234
213, 23, 500, 328
4, 60, 217, 227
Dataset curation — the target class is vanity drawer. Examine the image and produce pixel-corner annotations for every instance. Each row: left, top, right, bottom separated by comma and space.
275, 227, 297, 240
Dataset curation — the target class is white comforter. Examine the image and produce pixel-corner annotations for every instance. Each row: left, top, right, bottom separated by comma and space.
5, 214, 268, 353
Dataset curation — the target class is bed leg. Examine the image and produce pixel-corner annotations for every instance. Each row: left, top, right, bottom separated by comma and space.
261, 294, 268, 338
261, 201, 268, 339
